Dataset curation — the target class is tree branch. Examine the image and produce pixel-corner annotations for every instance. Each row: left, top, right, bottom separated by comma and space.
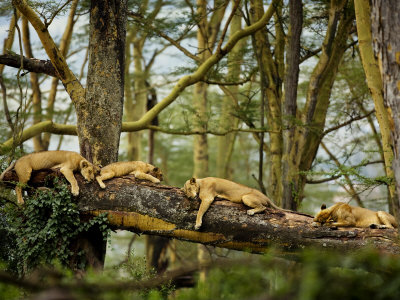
0, 53, 57, 77
2, 169, 399, 255
323, 110, 376, 137
0, 121, 279, 154
12, 0, 85, 106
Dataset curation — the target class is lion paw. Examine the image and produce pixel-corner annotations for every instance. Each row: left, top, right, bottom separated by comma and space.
71, 188, 79, 196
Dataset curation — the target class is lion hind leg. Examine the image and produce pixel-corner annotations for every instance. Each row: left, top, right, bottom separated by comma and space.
242, 195, 267, 216
132, 171, 160, 183
96, 171, 116, 189
376, 211, 396, 229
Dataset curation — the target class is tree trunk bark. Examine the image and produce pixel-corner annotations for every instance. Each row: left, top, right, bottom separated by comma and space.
354, 0, 397, 218
370, 0, 400, 221
281, 0, 302, 210
80, 0, 127, 166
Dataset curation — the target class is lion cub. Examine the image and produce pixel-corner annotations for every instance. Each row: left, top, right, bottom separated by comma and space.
0, 150, 99, 205
183, 177, 281, 230
313, 202, 398, 229
96, 161, 162, 188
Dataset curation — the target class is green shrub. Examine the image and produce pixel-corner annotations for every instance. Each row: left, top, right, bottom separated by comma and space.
1, 177, 110, 275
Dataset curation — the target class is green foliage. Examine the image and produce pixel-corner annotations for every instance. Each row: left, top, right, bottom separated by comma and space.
175, 248, 400, 300
2, 243, 400, 299
1, 177, 110, 275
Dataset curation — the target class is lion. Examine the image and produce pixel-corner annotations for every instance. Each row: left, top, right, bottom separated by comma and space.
182, 177, 282, 230
312, 202, 398, 229
0, 150, 100, 205
95, 161, 163, 188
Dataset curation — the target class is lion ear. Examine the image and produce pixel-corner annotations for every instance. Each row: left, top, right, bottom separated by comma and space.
80, 160, 89, 169
190, 177, 196, 184
154, 167, 159, 172
321, 204, 327, 210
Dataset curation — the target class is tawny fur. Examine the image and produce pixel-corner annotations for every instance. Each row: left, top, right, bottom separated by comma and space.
96, 161, 162, 189
182, 177, 281, 230
313, 202, 398, 229
0, 151, 99, 205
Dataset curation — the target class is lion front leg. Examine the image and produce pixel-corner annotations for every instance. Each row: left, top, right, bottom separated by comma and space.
15, 185, 24, 205
195, 196, 214, 230
14, 166, 32, 205
330, 218, 356, 228
60, 167, 79, 196
96, 171, 115, 189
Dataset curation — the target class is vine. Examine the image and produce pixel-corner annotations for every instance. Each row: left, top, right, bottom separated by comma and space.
2, 177, 110, 275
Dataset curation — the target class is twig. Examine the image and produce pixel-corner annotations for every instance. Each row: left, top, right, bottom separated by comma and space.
216, 0, 241, 53
128, 11, 199, 62
323, 110, 375, 137
45, 0, 73, 28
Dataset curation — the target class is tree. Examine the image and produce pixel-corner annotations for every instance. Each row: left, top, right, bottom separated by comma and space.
354, 0, 398, 217
370, 0, 400, 220
10, 0, 128, 269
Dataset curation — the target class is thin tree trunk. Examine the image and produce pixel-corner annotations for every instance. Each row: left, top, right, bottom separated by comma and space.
281, 0, 302, 210
289, 0, 354, 208
216, 0, 242, 179
250, 0, 283, 204
193, 0, 210, 282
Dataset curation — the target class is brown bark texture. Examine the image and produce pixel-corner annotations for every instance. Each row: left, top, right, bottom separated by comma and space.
2, 169, 400, 255
79, 0, 127, 166
371, 0, 400, 219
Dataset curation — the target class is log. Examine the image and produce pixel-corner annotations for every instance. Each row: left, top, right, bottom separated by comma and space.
2, 169, 400, 255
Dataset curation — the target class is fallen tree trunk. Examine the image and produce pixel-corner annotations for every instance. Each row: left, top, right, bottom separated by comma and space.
2, 169, 400, 255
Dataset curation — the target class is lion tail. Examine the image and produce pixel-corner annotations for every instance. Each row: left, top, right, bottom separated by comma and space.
0, 161, 16, 181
